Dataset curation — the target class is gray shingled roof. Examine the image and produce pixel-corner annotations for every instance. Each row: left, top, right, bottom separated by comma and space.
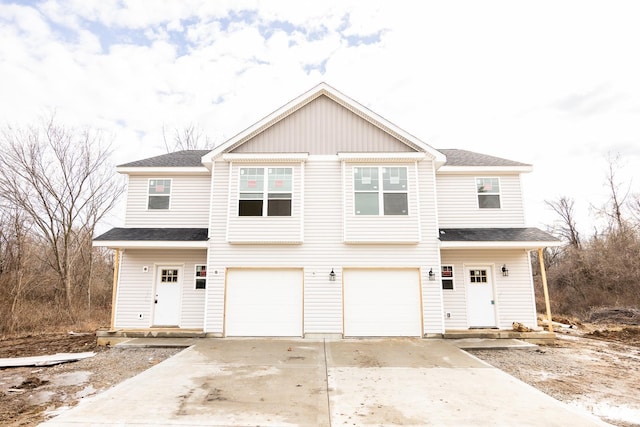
119, 149, 527, 168
439, 228, 558, 242
118, 150, 210, 168
437, 149, 530, 167
94, 228, 208, 241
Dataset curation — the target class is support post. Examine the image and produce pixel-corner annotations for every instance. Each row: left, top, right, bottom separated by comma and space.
110, 249, 120, 330
537, 247, 553, 333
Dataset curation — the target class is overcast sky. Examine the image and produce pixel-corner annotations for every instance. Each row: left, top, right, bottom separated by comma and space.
1, 0, 639, 234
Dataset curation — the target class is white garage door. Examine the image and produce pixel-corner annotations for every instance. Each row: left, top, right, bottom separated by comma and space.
344, 269, 422, 337
225, 269, 303, 337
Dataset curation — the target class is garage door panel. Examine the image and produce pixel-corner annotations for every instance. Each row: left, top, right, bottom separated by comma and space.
344, 269, 422, 337
225, 269, 303, 337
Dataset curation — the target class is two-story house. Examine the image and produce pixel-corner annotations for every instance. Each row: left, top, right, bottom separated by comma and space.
94, 83, 559, 338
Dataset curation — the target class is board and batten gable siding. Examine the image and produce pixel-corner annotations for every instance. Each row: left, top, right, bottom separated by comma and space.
226, 162, 303, 243
124, 175, 210, 228
114, 249, 207, 329
230, 95, 416, 155
343, 162, 421, 243
204, 157, 444, 336
440, 249, 537, 329
436, 174, 526, 228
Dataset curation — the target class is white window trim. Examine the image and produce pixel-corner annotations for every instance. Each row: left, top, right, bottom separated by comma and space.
354, 166, 409, 216
147, 178, 172, 210
195, 264, 207, 290
475, 176, 502, 210
238, 166, 294, 217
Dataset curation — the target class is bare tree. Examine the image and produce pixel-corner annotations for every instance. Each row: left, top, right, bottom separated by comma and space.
545, 197, 581, 249
0, 117, 125, 318
600, 153, 631, 231
163, 123, 212, 152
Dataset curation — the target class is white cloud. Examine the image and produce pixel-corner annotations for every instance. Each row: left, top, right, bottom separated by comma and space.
1, 0, 639, 232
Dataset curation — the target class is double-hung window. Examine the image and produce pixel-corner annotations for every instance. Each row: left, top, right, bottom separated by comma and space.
354, 166, 408, 215
195, 265, 206, 290
148, 179, 171, 210
239, 167, 292, 216
476, 177, 501, 209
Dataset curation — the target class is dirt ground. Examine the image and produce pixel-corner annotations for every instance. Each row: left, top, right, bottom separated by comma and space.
470, 324, 640, 427
0, 325, 639, 427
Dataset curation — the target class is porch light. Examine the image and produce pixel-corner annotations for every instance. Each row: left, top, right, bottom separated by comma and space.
428, 268, 435, 281
329, 268, 336, 281
501, 264, 509, 276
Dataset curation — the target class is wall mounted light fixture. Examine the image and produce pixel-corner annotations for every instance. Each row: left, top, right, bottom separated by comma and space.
329, 268, 336, 281
428, 268, 435, 281
501, 264, 509, 277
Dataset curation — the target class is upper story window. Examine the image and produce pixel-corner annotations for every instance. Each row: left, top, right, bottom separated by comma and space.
148, 179, 171, 210
476, 177, 501, 209
239, 167, 292, 216
354, 166, 408, 215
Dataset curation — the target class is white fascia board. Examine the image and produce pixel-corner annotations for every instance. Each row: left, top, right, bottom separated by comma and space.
440, 240, 563, 250
437, 165, 533, 174
202, 83, 446, 165
92, 240, 208, 249
221, 153, 309, 163
116, 166, 210, 175
337, 152, 427, 162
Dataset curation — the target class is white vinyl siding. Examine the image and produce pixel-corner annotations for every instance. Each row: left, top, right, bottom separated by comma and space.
124, 175, 210, 227
440, 249, 537, 330
343, 163, 421, 243
231, 95, 415, 155
204, 157, 443, 335
226, 163, 303, 243
114, 249, 207, 329
436, 174, 526, 227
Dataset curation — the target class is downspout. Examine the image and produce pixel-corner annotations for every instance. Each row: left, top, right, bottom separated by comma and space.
537, 247, 553, 333
110, 249, 120, 330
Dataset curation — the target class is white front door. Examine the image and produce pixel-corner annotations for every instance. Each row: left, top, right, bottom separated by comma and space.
153, 266, 182, 326
466, 266, 497, 328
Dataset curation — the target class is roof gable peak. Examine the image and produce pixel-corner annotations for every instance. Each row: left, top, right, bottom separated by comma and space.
203, 83, 445, 165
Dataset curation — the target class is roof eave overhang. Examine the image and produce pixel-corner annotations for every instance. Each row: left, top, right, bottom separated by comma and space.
438, 165, 533, 174
222, 153, 309, 163
440, 240, 562, 250
116, 166, 210, 175
202, 83, 446, 165
338, 152, 427, 162
92, 241, 208, 249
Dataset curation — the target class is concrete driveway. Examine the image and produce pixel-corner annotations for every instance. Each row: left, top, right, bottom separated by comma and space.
42, 338, 610, 426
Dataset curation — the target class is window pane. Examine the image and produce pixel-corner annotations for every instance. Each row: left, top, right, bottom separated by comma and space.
148, 195, 170, 210
442, 279, 454, 290
195, 278, 206, 289
267, 199, 292, 216
355, 192, 379, 215
354, 167, 379, 191
383, 167, 407, 191
239, 168, 265, 191
477, 178, 499, 194
383, 193, 408, 215
149, 179, 171, 195
239, 199, 263, 216
478, 194, 501, 209
268, 168, 292, 192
